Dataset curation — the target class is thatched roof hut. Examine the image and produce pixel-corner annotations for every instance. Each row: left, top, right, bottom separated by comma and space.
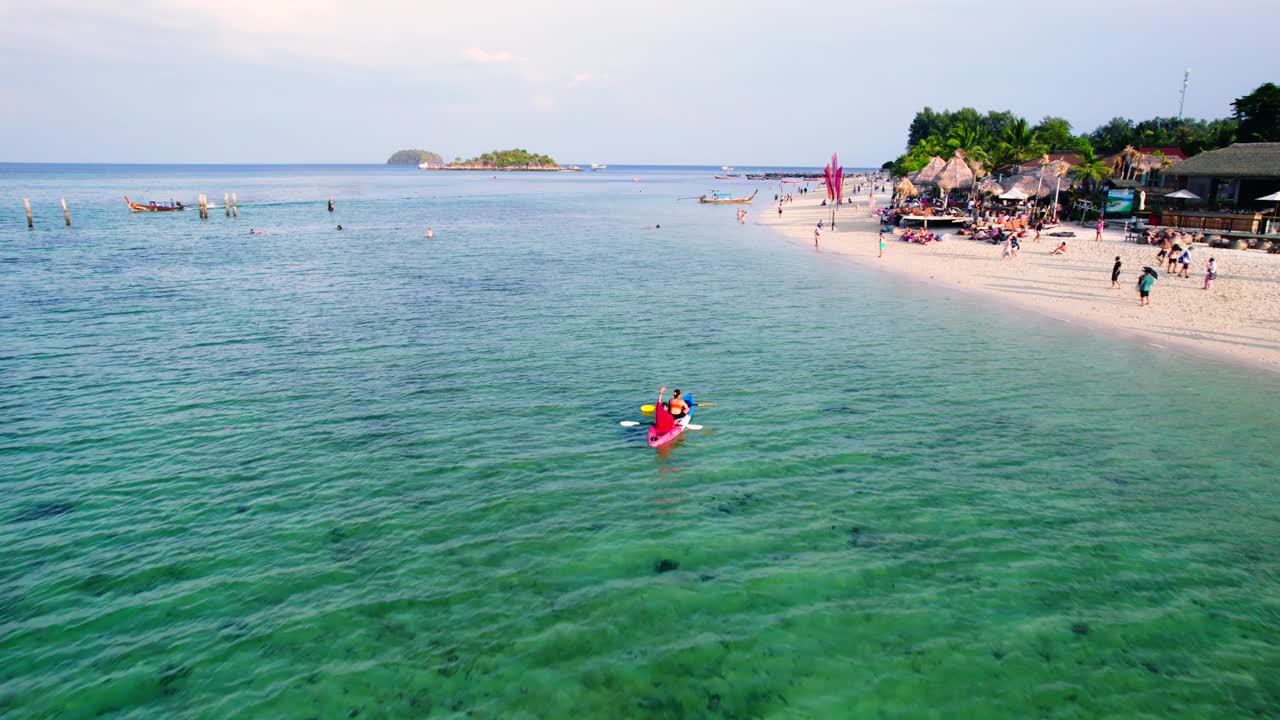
894, 177, 919, 197
937, 152, 976, 193
977, 178, 1004, 196
913, 156, 946, 186
1002, 160, 1074, 198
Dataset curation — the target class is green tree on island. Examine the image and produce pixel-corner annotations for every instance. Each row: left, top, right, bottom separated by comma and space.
387, 149, 443, 165
885, 82, 1280, 174
453, 149, 559, 168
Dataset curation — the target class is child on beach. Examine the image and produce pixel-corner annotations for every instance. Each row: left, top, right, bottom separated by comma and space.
1111, 256, 1122, 288
1095, 218, 1104, 241
1138, 269, 1156, 306
1178, 247, 1192, 278
1204, 257, 1217, 290
879, 231, 886, 258
814, 226, 821, 247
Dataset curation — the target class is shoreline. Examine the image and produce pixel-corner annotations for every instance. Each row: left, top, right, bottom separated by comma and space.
755, 190, 1280, 374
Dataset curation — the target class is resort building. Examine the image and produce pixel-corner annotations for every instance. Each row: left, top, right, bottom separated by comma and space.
1165, 142, 1280, 208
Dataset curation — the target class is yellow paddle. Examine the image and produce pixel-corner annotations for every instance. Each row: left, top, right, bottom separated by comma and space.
640, 401, 714, 412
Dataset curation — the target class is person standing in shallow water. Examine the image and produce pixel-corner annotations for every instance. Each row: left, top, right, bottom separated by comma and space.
1111, 256, 1122, 288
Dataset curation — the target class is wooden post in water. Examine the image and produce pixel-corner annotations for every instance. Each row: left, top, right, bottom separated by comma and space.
61, 198, 71, 227
24, 198, 33, 228
231, 192, 238, 217
328, 197, 334, 212
225, 192, 231, 218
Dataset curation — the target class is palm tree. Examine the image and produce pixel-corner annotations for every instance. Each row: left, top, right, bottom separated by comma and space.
947, 124, 991, 169
998, 118, 1043, 165
1071, 147, 1111, 192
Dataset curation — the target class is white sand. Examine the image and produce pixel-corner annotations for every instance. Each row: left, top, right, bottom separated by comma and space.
755, 189, 1280, 372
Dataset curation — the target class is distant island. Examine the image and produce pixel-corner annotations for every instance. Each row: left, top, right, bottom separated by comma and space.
387, 149, 443, 165
419, 148, 580, 171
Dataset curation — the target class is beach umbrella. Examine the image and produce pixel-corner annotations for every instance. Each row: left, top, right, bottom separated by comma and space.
894, 177, 919, 197
1165, 189, 1199, 200
1256, 190, 1280, 219
914, 156, 946, 186
998, 188, 1030, 201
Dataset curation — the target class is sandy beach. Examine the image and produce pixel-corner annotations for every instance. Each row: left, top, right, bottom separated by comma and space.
757, 188, 1280, 371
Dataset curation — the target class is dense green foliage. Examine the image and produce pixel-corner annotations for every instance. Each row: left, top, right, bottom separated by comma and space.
887, 82, 1277, 176
455, 149, 558, 168
386, 149, 443, 165
1232, 82, 1280, 142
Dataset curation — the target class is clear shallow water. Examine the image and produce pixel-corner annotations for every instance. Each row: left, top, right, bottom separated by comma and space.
2, 164, 1280, 719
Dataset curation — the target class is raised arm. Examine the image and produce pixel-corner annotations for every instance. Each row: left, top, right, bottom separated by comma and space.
657, 385, 666, 405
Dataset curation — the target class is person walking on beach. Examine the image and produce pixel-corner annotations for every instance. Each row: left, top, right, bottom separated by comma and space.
1166, 244, 1182, 275
878, 231, 886, 258
1095, 217, 1104, 241
814, 225, 821, 247
1034, 219, 1043, 242
1000, 236, 1013, 260
1137, 268, 1156, 306
1204, 257, 1217, 290
1111, 256, 1122, 288
1178, 246, 1192, 278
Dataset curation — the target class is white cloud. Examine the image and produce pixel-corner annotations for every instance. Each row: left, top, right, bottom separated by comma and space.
530, 95, 556, 112
569, 72, 594, 87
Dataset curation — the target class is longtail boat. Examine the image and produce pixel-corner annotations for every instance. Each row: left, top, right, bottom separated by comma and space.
125, 196, 185, 212
698, 190, 757, 204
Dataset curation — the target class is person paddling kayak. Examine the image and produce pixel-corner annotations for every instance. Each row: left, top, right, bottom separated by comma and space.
649, 386, 695, 448
653, 386, 676, 434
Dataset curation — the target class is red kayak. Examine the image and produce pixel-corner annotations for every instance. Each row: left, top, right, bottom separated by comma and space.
648, 393, 694, 447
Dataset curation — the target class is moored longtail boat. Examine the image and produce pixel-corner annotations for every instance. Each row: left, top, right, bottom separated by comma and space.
124, 196, 185, 212
698, 190, 757, 204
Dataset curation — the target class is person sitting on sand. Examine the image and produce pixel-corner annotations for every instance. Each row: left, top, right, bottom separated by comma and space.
1051, 241, 1068, 255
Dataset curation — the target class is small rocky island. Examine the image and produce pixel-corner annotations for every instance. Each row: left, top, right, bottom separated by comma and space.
387, 149, 444, 165
417, 148, 579, 171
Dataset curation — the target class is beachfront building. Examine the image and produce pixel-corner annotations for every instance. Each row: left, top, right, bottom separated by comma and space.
1165, 142, 1280, 208
1156, 142, 1280, 235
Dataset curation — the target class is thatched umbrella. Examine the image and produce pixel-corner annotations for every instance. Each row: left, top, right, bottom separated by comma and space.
937, 153, 975, 193
977, 178, 1004, 196
894, 177, 919, 201
936, 152, 975, 208
914, 156, 946, 186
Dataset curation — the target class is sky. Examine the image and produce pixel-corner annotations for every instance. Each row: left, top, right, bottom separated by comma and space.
0, 0, 1275, 166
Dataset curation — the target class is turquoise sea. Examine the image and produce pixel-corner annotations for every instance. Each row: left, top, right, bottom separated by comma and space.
2, 164, 1279, 719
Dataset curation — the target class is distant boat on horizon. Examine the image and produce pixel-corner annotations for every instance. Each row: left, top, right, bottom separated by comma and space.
591, 163, 607, 170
